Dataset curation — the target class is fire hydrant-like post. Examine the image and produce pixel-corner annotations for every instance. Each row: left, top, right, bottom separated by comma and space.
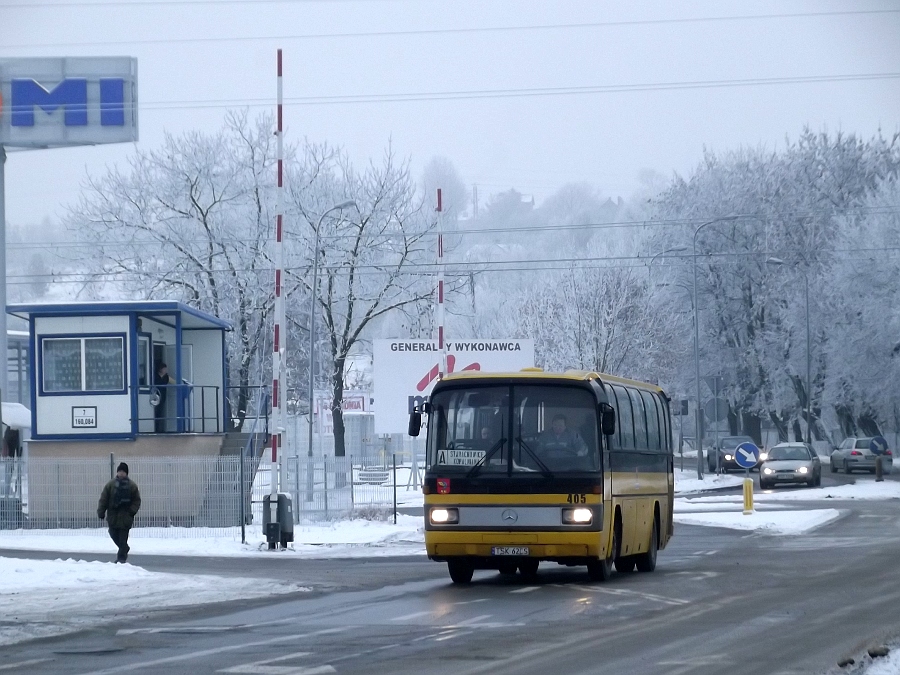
743, 474, 754, 515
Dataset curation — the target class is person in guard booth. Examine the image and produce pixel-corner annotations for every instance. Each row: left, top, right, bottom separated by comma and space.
153, 362, 175, 433
97, 462, 142, 563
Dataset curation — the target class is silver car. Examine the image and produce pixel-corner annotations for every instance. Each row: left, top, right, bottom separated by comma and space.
830, 437, 893, 475
760, 443, 821, 489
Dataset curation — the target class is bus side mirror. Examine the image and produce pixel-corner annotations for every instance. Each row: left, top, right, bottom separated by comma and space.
600, 404, 616, 436
408, 411, 422, 437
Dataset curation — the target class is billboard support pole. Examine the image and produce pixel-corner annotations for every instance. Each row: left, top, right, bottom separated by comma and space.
271, 49, 284, 502
436, 189, 446, 378
0, 146, 7, 403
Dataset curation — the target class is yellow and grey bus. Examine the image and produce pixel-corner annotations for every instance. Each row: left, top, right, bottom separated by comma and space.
408, 369, 674, 584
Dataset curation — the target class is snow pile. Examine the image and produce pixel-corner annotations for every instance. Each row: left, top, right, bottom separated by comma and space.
0, 515, 425, 559
0, 556, 307, 645
673, 508, 842, 535
674, 468, 745, 493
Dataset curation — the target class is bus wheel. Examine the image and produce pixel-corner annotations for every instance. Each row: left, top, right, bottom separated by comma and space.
587, 525, 617, 582
498, 562, 517, 576
447, 559, 474, 584
615, 556, 636, 573
518, 559, 539, 577
635, 519, 658, 573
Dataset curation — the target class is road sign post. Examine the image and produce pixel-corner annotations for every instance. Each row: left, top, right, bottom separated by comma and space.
871, 436, 888, 482
734, 442, 760, 515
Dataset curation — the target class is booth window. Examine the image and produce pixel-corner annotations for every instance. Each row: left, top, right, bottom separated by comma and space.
42, 336, 125, 393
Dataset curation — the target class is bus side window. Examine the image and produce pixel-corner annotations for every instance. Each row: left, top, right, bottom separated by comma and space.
629, 388, 648, 451
612, 385, 634, 450
657, 394, 672, 453
641, 391, 660, 451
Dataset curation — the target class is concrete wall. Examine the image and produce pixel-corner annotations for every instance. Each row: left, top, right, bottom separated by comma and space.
26, 435, 227, 524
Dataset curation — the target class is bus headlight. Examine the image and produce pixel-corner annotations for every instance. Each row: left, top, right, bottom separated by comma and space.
562, 507, 593, 525
430, 507, 459, 525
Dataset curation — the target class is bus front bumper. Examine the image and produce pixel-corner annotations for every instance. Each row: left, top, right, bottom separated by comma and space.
426, 530, 604, 560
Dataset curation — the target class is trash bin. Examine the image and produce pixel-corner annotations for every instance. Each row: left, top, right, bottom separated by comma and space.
263, 493, 294, 549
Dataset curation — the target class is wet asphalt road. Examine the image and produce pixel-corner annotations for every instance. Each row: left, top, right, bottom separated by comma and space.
1, 470, 899, 674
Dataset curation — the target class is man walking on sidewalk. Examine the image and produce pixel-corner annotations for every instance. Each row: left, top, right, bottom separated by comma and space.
98, 462, 142, 563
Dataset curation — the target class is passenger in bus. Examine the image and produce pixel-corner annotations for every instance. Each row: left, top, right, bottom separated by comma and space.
539, 414, 589, 457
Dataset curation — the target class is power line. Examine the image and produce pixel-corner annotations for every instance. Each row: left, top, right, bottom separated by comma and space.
13, 244, 900, 281
2, 9, 897, 48
8, 204, 900, 250
6, 72, 892, 114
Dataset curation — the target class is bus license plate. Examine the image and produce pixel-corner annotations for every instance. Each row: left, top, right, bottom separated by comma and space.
492, 546, 529, 556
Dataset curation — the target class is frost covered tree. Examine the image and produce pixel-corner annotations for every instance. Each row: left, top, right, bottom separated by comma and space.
287, 146, 442, 456
66, 111, 277, 429
649, 129, 900, 442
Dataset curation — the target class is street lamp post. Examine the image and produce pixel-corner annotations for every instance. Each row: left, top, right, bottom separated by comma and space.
767, 257, 812, 444
648, 246, 688, 275
692, 216, 740, 480
306, 201, 356, 500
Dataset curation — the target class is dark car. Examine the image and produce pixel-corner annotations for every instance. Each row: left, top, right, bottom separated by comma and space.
706, 435, 762, 473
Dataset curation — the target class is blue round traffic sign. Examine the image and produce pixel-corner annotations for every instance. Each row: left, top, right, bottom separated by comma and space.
734, 442, 760, 469
870, 436, 889, 456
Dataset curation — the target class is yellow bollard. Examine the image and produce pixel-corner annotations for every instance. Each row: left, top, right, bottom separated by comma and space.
743, 477, 754, 515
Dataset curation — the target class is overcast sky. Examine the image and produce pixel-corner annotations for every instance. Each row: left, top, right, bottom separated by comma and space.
1, 0, 899, 229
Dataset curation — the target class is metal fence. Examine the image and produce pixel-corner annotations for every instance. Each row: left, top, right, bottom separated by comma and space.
0, 453, 424, 539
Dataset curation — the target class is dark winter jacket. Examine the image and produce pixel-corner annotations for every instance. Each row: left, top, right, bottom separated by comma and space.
97, 477, 141, 529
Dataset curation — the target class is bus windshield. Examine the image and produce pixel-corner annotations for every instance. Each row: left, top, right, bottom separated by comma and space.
426, 384, 600, 474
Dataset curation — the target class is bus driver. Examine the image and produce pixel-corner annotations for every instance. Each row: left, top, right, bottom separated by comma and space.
539, 414, 589, 457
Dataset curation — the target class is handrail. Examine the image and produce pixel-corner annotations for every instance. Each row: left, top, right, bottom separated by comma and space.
240, 385, 270, 543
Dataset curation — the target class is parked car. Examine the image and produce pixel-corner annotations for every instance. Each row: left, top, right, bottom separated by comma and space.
706, 435, 764, 472
830, 437, 893, 474
760, 442, 821, 489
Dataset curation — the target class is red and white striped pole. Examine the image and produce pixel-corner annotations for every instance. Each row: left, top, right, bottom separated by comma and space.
436, 189, 446, 378
271, 48, 285, 498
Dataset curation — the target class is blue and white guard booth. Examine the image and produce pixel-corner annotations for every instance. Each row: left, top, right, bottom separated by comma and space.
5, 301, 239, 526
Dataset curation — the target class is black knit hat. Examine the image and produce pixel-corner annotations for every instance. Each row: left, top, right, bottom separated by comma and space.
117, 462, 129, 475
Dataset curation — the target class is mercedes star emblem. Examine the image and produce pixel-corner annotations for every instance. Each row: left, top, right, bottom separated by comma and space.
501, 509, 518, 523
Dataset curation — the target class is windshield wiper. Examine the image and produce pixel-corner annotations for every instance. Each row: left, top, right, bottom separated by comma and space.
466, 438, 507, 478
515, 437, 554, 478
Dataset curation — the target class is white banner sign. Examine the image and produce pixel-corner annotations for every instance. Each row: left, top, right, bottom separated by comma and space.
373, 339, 534, 434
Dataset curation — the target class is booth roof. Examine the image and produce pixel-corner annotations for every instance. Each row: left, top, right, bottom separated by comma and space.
6, 301, 231, 330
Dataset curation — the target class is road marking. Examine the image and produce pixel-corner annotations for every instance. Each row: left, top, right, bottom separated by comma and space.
435, 630, 473, 642
219, 652, 334, 675
691, 550, 718, 556
666, 571, 719, 581
118, 627, 236, 635
658, 654, 732, 675
573, 585, 688, 606
390, 610, 432, 621
452, 598, 488, 605
510, 586, 540, 594
0, 659, 54, 671
456, 614, 493, 626
76, 628, 347, 675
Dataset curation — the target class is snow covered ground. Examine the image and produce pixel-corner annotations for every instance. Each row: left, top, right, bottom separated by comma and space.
0, 469, 891, 648
0, 556, 308, 646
